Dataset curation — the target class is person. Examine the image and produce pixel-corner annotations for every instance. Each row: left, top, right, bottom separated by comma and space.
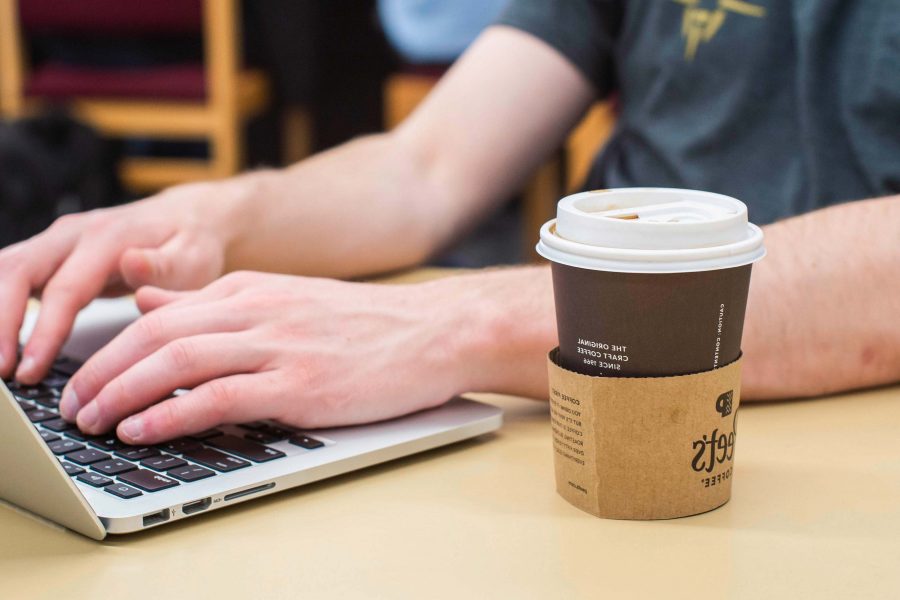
2, 1, 898, 445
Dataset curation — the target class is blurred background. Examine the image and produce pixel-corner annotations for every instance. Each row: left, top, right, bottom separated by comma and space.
0, 0, 614, 268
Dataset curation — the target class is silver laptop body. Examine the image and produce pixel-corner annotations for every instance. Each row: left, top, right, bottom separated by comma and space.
0, 299, 502, 539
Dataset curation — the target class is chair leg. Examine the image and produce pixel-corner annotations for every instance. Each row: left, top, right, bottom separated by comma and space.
522, 156, 563, 262
0, 0, 26, 119
282, 106, 313, 165
210, 116, 241, 179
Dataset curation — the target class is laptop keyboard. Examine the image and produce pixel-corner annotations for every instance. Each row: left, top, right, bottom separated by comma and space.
7, 353, 325, 501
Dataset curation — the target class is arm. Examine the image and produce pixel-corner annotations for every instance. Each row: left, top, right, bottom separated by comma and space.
740, 194, 900, 399
461, 195, 900, 402
60, 196, 900, 442
3, 26, 595, 382
221, 26, 594, 277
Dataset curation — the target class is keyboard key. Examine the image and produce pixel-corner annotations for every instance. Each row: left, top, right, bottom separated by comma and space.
15, 385, 53, 400
93, 459, 137, 476
115, 447, 160, 461
182, 447, 250, 472
244, 431, 281, 444
236, 421, 268, 431
16, 400, 35, 412
88, 436, 125, 451
52, 356, 82, 376
34, 395, 61, 409
158, 438, 202, 454
66, 448, 111, 465
167, 464, 216, 482
205, 434, 285, 463
61, 462, 85, 476
27, 409, 57, 423
65, 429, 91, 441
118, 469, 180, 492
141, 454, 187, 472
42, 372, 70, 389
77, 472, 113, 487
255, 424, 295, 441
40, 430, 60, 443
188, 428, 222, 440
105, 483, 142, 499
289, 435, 324, 450
42, 418, 74, 432
48, 439, 85, 455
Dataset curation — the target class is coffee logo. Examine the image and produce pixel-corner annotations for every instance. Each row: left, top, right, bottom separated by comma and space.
691, 390, 737, 473
715, 390, 733, 417
691, 426, 736, 473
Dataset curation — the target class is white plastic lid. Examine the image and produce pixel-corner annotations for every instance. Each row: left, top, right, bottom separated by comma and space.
536, 188, 765, 273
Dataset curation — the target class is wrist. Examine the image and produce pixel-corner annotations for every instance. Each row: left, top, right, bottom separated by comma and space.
425, 267, 557, 398
179, 170, 279, 269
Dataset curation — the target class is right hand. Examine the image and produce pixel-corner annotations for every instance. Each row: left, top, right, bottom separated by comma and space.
0, 181, 236, 384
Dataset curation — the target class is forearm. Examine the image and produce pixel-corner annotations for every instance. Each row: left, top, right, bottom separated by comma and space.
215, 133, 450, 279
199, 27, 594, 280
442, 193, 900, 403
742, 195, 900, 399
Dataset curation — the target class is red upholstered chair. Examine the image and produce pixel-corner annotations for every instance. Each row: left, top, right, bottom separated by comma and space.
0, 0, 269, 192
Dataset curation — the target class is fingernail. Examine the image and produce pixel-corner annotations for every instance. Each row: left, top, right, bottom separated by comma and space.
77, 402, 100, 432
59, 388, 79, 421
15, 356, 35, 380
121, 416, 144, 442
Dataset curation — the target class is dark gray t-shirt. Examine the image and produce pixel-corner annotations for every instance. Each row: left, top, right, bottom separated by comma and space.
496, 0, 900, 224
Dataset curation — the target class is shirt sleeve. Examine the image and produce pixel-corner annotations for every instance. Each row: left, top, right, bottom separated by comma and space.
493, 0, 622, 97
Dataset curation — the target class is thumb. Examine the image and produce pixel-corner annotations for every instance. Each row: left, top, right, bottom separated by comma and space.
120, 231, 222, 291
134, 286, 189, 313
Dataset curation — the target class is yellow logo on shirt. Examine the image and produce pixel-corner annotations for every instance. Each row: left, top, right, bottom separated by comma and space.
673, 0, 766, 60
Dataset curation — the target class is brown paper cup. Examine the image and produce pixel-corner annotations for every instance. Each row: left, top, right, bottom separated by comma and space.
551, 262, 752, 376
538, 189, 763, 519
548, 349, 742, 520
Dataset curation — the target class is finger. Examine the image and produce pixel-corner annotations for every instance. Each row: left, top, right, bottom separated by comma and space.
120, 230, 223, 291
117, 372, 276, 444
0, 275, 30, 378
0, 228, 80, 376
17, 238, 126, 383
133, 271, 257, 315
76, 332, 264, 435
60, 299, 249, 420
135, 286, 190, 314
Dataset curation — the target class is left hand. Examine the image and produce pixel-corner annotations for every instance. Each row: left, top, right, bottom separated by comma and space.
59, 271, 481, 444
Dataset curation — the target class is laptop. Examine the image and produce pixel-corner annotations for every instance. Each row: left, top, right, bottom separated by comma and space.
0, 299, 503, 540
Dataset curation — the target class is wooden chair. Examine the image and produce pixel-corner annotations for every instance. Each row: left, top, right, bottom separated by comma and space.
384, 70, 616, 261
0, 0, 270, 193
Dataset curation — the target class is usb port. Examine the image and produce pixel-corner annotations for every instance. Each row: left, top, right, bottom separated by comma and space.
182, 498, 212, 515
142, 509, 170, 527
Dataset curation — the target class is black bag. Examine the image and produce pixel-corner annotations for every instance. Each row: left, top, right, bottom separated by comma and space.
0, 112, 121, 247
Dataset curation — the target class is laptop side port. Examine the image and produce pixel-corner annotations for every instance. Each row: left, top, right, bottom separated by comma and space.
142, 509, 171, 527
223, 482, 276, 502
182, 498, 212, 515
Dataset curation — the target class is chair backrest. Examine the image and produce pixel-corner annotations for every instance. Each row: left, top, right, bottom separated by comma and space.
18, 0, 203, 35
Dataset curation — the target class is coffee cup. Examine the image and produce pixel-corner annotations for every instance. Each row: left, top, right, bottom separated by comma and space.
538, 188, 765, 520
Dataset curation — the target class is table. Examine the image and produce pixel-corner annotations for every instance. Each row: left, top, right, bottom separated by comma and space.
3, 271, 900, 599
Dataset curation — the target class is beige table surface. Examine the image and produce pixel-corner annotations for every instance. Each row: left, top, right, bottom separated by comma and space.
4, 272, 900, 599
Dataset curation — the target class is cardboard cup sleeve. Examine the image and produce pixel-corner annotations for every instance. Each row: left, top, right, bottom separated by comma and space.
547, 348, 742, 520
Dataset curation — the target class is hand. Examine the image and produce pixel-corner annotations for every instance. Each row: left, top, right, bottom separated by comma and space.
0, 181, 239, 383
60, 271, 482, 444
